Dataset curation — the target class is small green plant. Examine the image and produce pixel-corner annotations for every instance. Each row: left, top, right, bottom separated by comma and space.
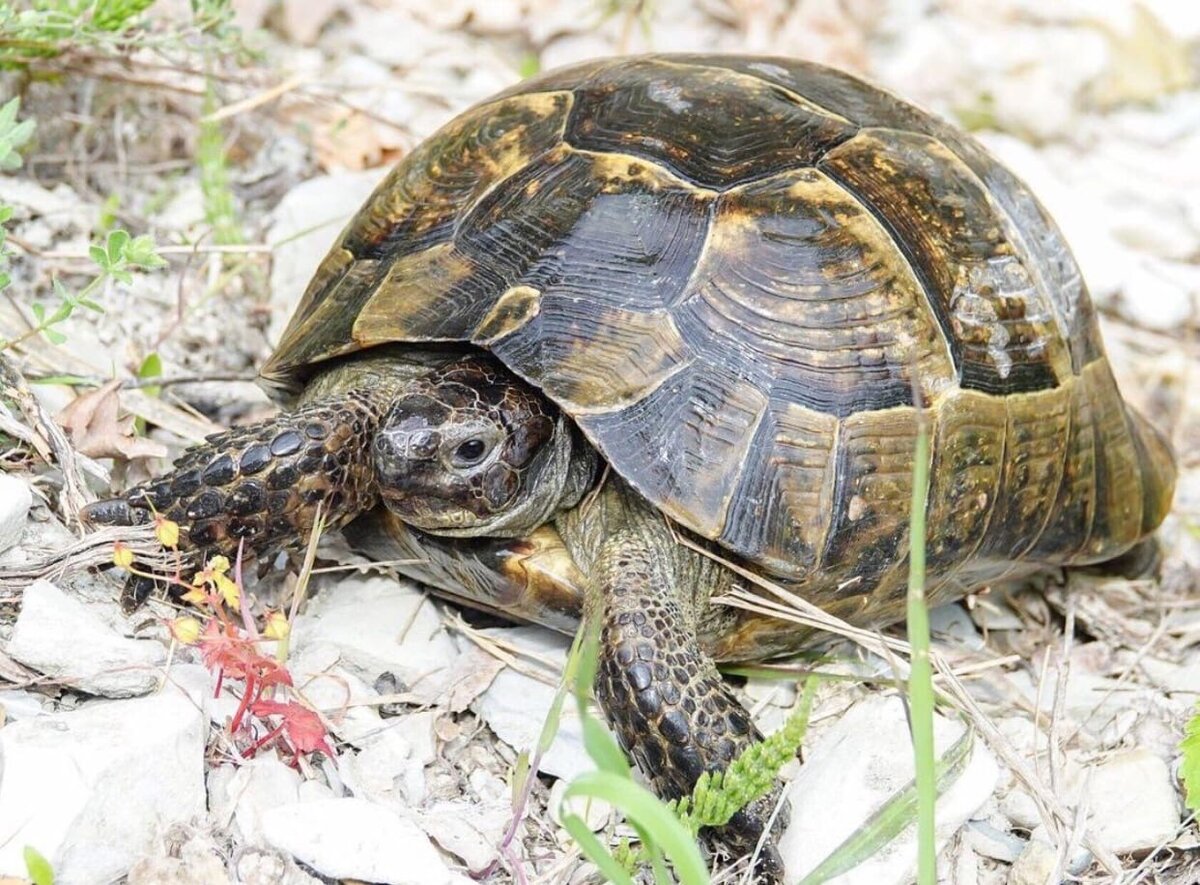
1180, 704, 1200, 811
0, 97, 36, 171
670, 677, 817, 840
24, 845, 54, 885
0, 0, 243, 70
1, 229, 167, 351
198, 90, 242, 245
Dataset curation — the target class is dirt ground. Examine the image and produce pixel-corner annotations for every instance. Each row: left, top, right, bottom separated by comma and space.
1, 1, 1198, 883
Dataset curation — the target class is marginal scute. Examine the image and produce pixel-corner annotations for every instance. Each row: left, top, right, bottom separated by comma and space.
924, 389, 1007, 570
1071, 360, 1143, 563
979, 385, 1071, 561
820, 406, 920, 586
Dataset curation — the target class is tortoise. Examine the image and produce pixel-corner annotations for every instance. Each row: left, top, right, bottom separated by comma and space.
84, 54, 1177, 877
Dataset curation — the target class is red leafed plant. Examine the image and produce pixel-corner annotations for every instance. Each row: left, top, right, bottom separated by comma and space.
122, 519, 335, 766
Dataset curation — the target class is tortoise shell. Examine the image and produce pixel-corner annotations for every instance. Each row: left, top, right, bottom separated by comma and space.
263, 55, 1175, 601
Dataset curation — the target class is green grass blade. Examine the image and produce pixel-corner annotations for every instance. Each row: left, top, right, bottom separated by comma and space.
797, 726, 973, 885
565, 771, 711, 885
906, 418, 936, 884
560, 812, 636, 885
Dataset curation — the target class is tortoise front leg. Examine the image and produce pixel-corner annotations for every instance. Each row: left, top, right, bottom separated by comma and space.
558, 481, 788, 880
82, 391, 385, 603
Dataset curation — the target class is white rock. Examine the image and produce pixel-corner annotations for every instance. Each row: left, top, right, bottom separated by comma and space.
1082, 749, 1180, 853
209, 755, 304, 846
6, 579, 166, 697
419, 799, 511, 873
292, 576, 458, 687
234, 849, 322, 885
267, 170, 387, 345
1008, 839, 1058, 885
0, 670, 209, 884
0, 689, 44, 721
0, 475, 32, 553
127, 831, 227, 885
261, 797, 467, 884
929, 603, 985, 650
472, 626, 590, 781
779, 695, 999, 884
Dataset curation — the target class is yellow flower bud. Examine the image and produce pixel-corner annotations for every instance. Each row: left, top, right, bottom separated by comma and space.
112, 542, 134, 570
263, 611, 291, 640
154, 517, 180, 549
169, 616, 203, 645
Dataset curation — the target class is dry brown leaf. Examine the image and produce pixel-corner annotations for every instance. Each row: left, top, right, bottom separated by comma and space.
57, 380, 168, 463
308, 109, 392, 171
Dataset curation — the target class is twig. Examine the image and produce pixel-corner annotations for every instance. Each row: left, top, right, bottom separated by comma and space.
0, 354, 96, 519
201, 73, 309, 123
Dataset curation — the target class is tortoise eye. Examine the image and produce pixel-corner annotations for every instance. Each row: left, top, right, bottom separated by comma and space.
452, 438, 489, 467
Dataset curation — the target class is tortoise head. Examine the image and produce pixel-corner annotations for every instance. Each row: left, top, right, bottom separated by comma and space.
372, 355, 593, 538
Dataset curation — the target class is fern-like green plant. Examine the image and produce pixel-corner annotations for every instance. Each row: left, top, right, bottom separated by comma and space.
670, 677, 818, 837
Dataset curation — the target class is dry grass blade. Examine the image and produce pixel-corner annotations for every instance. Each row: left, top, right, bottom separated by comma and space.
0, 523, 163, 599
0, 354, 97, 517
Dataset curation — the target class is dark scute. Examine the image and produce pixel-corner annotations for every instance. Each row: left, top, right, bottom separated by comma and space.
189, 520, 222, 547
266, 490, 291, 515
304, 422, 329, 440
229, 517, 262, 540
240, 444, 272, 475
170, 469, 202, 498
227, 482, 267, 517
202, 453, 236, 487
563, 58, 857, 188
267, 464, 300, 491
269, 431, 303, 457
186, 489, 224, 521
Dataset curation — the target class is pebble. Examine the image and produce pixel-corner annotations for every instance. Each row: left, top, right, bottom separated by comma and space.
209, 755, 303, 846
419, 799, 511, 873
1007, 839, 1058, 885
0, 475, 32, 552
261, 797, 467, 884
779, 695, 999, 884
6, 578, 165, 698
1082, 749, 1180, 853
291, 576, 458, 687
472, 626, 590, 781
234, 849, 322, 885
0, 666, 209, 883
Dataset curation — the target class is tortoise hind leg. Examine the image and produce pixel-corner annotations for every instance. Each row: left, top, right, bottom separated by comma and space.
557, 480, 788, 880
82, 391, 386, 602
